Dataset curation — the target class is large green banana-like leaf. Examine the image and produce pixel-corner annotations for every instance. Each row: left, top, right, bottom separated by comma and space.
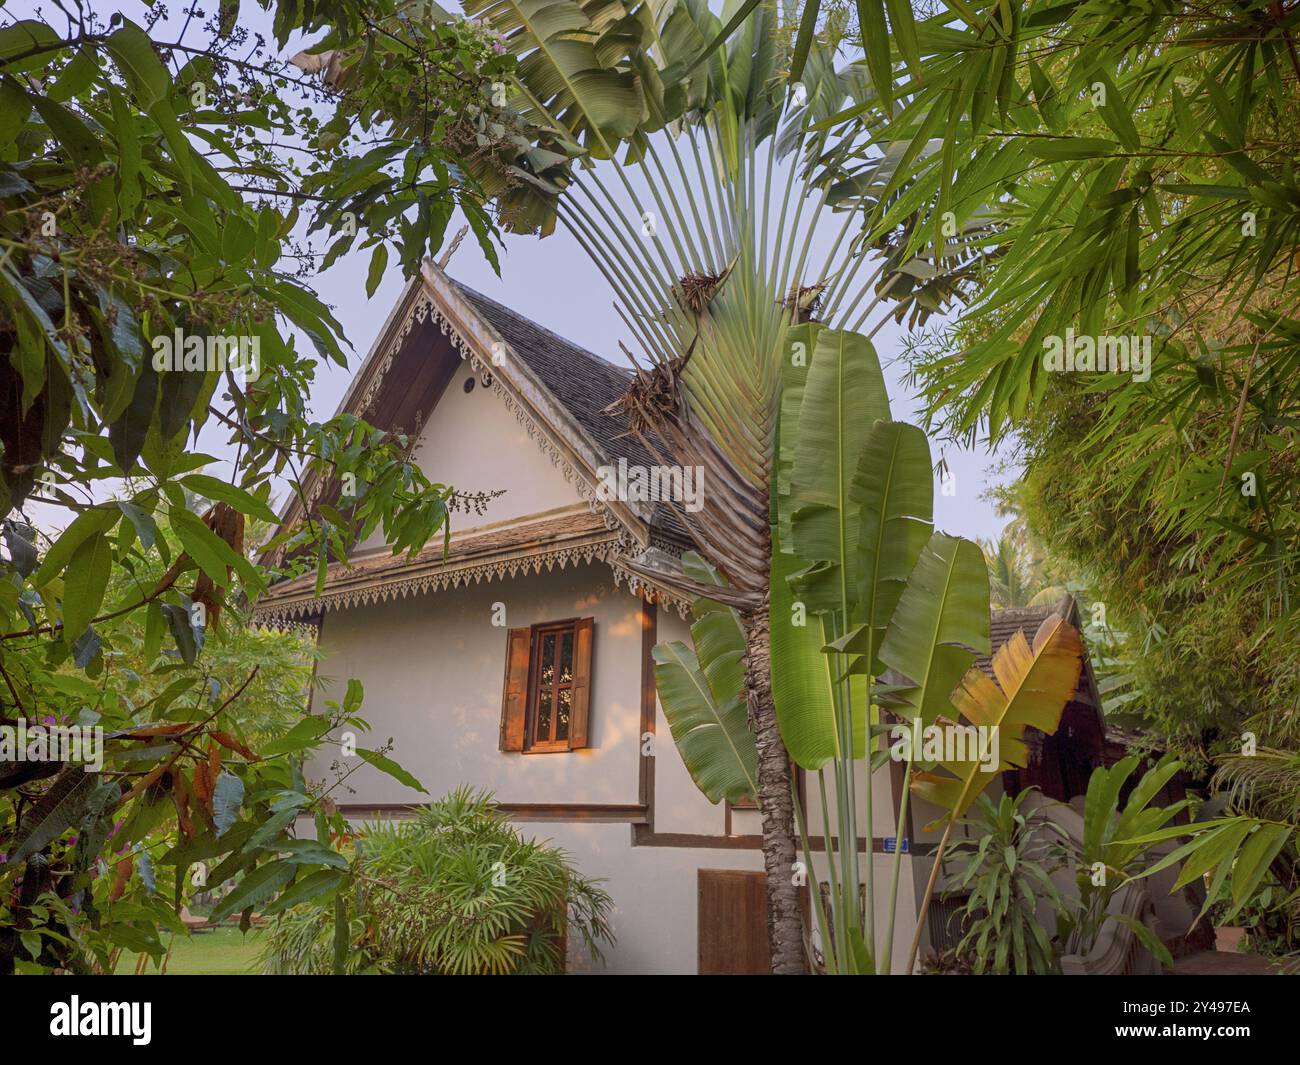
788, 328, 889, 614
653, 639, 756, 805
770, 515, 839, 770
873, 533, 988, 726
681, 553, 746, 707
463, 0, 648, 157
775, 321, 823, 544
824, 420, 933, 675
912, 611, 1083, 828
771, 327, 886, 769
654, 552, 757, 805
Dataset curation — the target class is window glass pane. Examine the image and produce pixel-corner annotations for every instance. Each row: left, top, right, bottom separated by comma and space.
540, 633, 556, 688
557, 687, 571, 741
537, 687, 553, 742
559, 631, 574, 684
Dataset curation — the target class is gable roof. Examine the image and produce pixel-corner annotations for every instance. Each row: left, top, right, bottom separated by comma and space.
450, 283, 643, 466
256, 263, 696, 623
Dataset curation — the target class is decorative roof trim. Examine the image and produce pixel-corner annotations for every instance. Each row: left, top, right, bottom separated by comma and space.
253, 531, 692, 625
256, 531, 617, 625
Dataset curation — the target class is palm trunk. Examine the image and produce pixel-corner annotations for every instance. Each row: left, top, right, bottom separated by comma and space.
742, 601, 806, 975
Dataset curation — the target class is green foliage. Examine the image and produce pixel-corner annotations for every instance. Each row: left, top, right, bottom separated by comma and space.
1063, 754, 1188, 967
769, 325, 996, 974
943, 790, 1069, 975
654, 554, 757, 805
1123, 750, 1300, 955
851, 1, 1300, 759
0, 0, 507, 973
259, 787, 615, 975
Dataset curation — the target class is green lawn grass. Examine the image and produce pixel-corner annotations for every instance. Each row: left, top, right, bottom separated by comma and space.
117, 927, 262, 975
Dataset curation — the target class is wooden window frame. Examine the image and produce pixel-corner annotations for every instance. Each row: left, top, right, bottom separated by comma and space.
500, 617, 593, 754
524, 619, 580, 754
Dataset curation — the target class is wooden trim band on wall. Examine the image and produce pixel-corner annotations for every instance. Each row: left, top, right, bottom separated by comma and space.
632, 829, 934, 854
336, 802, 649, 823
638, 600, 657, 827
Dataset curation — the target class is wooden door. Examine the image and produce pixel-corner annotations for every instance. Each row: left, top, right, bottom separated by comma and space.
697, 869, 769, 974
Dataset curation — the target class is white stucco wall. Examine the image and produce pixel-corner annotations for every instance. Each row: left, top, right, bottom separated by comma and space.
527, 822, 765, 975
307, 563, 648, 806
357, 361, 584, 552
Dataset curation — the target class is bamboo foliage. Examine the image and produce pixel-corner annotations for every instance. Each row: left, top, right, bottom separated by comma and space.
808, 1, 1300, 614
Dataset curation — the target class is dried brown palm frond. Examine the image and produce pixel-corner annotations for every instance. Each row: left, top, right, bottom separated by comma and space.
605, 335, 695, 433
782, 281, 826, 322
676, 269, 728, 315
605, 331, 769, 601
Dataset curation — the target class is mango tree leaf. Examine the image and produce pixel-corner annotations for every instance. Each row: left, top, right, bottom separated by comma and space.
10, 771, 98, 863
179, 473, 278, 524
209, 859, 296, 922
61, 529, 112, 642
31, 506, 119, 587
261, 868, 347, 915
356, 748, 427, 794
212, 772, 245, 836
104, 21, 171, 108
258, 715, 333, 757
273, 839, 348, 869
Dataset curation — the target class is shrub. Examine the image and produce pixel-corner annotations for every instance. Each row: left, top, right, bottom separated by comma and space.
943, 790, 1070, 974
260, 787, 614, 974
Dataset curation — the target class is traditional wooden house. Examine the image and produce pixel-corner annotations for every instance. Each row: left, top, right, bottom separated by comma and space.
254, 263, 1114, 973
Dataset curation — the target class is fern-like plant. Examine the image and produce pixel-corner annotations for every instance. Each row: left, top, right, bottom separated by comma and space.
259, 787, 614, 974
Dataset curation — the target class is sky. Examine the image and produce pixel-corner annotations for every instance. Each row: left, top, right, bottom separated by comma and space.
12, 0, 1016, 545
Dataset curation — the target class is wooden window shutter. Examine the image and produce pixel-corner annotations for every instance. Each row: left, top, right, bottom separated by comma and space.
567, 617, 595, 749
499, 627, 531, 752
